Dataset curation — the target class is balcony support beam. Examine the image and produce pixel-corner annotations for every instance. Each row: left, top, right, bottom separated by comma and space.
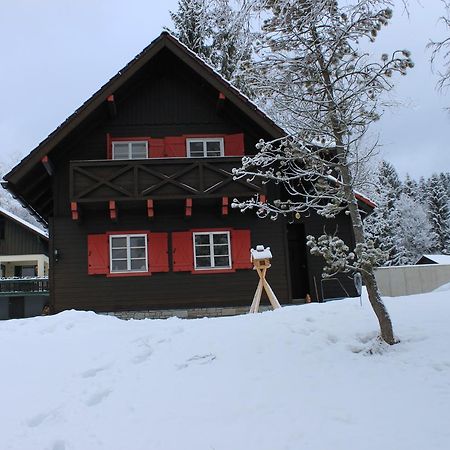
185, 198, 192, 217
147, 199, 154, 219
109, 200, 117, 221
71, 202, 79, 221
222, 196, 228, 216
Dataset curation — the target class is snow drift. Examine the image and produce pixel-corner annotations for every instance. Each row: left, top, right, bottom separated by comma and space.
1, 290, 450, 450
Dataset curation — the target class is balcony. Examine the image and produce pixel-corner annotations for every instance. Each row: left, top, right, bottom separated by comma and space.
0, 277, 49, 297
70, 157, 263, 203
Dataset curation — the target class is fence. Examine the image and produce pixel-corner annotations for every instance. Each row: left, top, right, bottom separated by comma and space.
374, 264, 450, 297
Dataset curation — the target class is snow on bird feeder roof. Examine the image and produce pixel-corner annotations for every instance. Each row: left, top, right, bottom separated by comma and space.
251, 245, 272, 261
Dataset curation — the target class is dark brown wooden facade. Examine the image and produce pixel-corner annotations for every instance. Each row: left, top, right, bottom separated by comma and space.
4, 32, 360, 314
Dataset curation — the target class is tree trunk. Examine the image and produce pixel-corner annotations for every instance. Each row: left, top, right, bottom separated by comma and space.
310, 25, 397, 345
340, 163, 397, 345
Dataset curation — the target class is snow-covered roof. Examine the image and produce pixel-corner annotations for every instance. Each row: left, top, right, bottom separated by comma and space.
0, 206, 48, 239
418, 254, 450, 265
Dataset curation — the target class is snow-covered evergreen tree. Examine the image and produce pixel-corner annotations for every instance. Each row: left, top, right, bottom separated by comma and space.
402, 173, 419, 200
426, 173, 450, 253
394, 193, 434, 264
169, 0, 211, 59
168, 0, 256, 96
364, 160, 402, 265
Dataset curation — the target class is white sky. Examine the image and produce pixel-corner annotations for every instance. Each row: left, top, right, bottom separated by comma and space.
0, 0, 449, 179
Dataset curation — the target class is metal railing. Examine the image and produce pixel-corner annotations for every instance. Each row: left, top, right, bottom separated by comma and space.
0, 277, 49, 296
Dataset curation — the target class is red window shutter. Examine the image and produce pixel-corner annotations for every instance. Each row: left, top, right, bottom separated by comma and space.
172, 231, 194, 272
165, 136, 186, 157
224, 133, 245, 156
231, 229, 252, 270
87, 234, 109, 275
149, 138, 165, 158
149, 232, 169, 272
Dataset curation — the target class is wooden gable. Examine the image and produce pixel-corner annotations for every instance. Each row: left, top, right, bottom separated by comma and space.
3, 32, 284, 224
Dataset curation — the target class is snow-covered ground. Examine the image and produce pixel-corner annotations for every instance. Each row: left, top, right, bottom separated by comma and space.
1, 289, 450, 450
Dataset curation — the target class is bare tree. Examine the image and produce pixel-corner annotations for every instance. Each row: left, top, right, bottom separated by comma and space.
233, 0, 413, 345
429, 0, 450, 94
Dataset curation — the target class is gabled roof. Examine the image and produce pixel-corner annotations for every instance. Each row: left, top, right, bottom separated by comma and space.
0, 206, 48, 240
416, 254, 450, 265
4, 32, 283, 187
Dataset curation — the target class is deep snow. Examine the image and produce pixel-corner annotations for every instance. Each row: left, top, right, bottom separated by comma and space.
1, 289, 450, 450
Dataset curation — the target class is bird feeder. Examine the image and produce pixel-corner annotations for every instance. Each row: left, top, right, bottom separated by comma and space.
249, 245, 281, 313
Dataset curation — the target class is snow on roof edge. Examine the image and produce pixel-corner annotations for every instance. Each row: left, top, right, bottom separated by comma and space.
419, 254, 450, 265
0, 206, 48, 239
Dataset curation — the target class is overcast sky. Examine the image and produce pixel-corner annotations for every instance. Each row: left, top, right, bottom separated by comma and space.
0, 0, 449, 179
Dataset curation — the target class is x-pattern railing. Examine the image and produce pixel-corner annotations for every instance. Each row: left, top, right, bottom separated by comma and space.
70, 158, 263, 202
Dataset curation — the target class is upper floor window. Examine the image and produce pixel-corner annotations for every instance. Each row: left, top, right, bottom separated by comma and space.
186, 138, 224, 158
193, 231, 231, 270
109, 234, 148, 273
112, 141, 148, 160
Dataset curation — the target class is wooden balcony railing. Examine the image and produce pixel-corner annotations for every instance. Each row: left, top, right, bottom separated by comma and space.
70, 158, 263, 203
0, 277, 49, 297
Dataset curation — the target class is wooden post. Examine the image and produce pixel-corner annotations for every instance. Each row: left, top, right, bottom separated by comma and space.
249, 245, 281, 313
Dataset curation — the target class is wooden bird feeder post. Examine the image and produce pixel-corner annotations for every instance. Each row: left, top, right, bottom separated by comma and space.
249, 245, 281, 313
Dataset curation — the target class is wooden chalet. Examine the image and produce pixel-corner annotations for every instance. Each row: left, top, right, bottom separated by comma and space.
0, 206, 49, 319
3, 32, 369, 317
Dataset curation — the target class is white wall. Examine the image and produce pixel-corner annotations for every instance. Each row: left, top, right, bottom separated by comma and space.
374, 264, 450, 297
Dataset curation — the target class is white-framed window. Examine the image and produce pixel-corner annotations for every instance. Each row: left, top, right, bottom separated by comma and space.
193, 231, 231, 270
112, 141, 148, 160
186, 138, 224, 158
109, 234, 148, 273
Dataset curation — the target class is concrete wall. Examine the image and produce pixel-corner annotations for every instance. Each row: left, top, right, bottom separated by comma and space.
374, 264, 450, 297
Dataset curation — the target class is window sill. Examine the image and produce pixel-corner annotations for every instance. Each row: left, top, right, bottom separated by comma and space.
107, 271, 151, 278
191, 268, 236, 275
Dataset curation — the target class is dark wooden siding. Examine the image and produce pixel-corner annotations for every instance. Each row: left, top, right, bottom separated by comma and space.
0, 216, 48, 256
47, 47, 357, 311
52, 50, 272, 217
51, 207, 290, 312
303, 212, 358, 300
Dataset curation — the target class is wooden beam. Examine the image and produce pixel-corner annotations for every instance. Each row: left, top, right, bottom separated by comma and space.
109, 200, 117, 221
147, 199, 154, 219
221, 196, 228, 216
107, 94, 117, 117
216, 92, 226, 111
185, 198, 192, 217
41, 156, 54, 176
70, 202, 79, 221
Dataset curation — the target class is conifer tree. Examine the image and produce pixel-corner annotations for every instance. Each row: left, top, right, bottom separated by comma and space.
364, 161, 402, 265
168, 0, 256, 96
169, 0, 211, 59
426, 173, 450, 253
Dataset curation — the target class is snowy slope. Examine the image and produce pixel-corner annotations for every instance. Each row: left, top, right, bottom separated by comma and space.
1, 290, 450, 450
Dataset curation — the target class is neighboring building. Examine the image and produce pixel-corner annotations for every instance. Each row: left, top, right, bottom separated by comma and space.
0, 206, 49, 319
3, 32, 370, 318
416, 254, 450, 265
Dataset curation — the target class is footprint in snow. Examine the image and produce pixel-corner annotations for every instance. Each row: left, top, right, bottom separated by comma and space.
132, 346, 153, 364
51, 440, 66, 450
81, 365, 110, 378
177, 353, 216, 370
85, 389, 112, 406
27, 412, 51, 428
